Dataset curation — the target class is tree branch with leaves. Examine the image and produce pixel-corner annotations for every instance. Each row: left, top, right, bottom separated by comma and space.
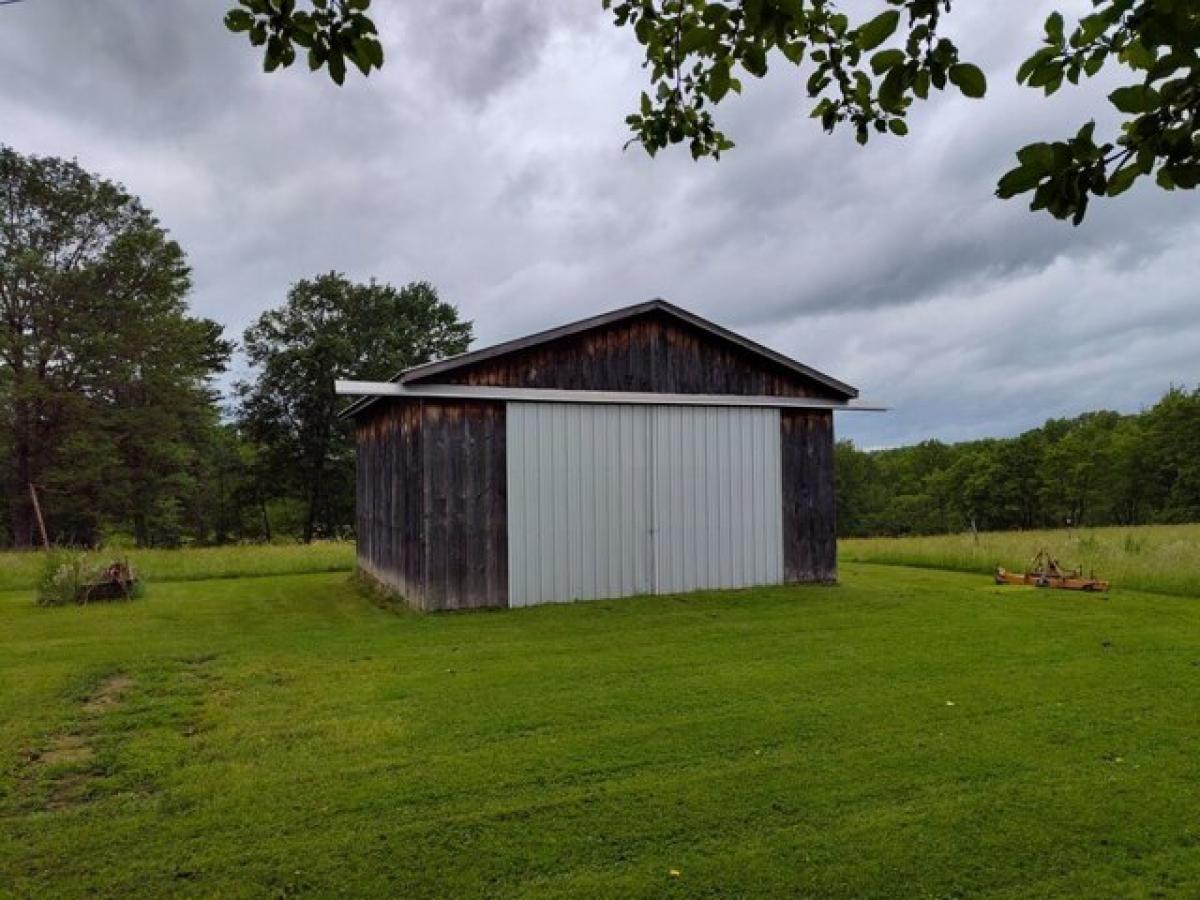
225, 0, 1199, 224
999, 1, 1200, 224
224, 0, 383, 84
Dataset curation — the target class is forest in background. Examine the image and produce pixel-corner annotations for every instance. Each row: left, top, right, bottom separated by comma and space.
836, 386, 1200, 537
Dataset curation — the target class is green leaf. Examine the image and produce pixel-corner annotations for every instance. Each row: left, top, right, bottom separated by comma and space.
365, 38, 384, 68
780, 40, 805, 66
888, 118, 908, 136
1016, 142, 1055, 174
1017, 47, 1058, 85
878, 65, 905, 113
1108, 85, 1154, 114
948, 63, 987, 98
679, 26, 714, 55
327, 51, 346, 85
224, 9, 254, 32
743, 45, 768, 78
707, 60, 731, 103
854, 10, 900, 52
870, 49, 905, 76
1045, 12, 1064, 44
1106, 165, 1139, 197
1121, 39, 1155, 70
913, 69, 930, 100
996, 165, 1044, 199
1168, 164, 1200, 190
350, 39, 374, 76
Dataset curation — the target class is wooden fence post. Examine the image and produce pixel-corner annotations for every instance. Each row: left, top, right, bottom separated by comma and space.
28, 483, 50, 551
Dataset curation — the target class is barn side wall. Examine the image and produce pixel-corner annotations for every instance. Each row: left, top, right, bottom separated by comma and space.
419, 400, 509, 611
408, 312, 843, 399
781, 409, 837, 583
356, 400, 426, 606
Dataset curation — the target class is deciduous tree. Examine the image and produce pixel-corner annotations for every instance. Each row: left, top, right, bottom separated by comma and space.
237, 274, 472, 542
0, 147, 231, 547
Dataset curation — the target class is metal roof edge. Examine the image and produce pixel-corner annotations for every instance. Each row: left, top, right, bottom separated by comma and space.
397, 298, 858, 398
336, 380, 886, 418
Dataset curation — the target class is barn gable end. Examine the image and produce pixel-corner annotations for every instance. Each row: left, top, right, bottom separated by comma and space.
400, 301, 854, 400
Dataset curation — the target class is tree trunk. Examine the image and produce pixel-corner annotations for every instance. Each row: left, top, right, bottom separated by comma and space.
259, 496, 272, 543
9, 397, 33, 548
303, 461, 323, 544
133, 511, 148, 549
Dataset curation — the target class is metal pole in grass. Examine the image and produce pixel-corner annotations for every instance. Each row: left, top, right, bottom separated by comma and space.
28, 483, 50, 551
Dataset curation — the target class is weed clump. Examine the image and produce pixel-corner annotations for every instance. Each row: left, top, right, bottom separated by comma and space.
37, 554, 141, 607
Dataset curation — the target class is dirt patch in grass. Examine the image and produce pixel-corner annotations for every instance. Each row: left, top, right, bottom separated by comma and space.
18, 673, 135, 811
82, 674, 133, 714
36, 733, 94, 766
46, 772, 98, 810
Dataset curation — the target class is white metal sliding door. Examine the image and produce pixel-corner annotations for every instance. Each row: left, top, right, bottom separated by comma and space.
506, 403, 652, 607
651, 406, 783, 593
506, 402, 783, 606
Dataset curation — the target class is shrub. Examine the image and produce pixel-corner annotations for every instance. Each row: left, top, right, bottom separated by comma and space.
37, 554, 141, 607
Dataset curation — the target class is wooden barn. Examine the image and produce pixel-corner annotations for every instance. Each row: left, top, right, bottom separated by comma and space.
338, 299, 880, 611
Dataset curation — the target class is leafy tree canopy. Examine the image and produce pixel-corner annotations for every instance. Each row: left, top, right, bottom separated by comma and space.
229, 0, 1200, 224
0, 146, 231, 547
237, 273, 471, 542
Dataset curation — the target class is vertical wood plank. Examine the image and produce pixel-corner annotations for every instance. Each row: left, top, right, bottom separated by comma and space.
781, 409, 837, 583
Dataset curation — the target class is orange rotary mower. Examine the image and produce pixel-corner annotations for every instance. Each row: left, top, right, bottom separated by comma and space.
995, 549, 1110, 592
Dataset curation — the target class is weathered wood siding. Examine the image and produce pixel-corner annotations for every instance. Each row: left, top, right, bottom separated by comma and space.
407, 311, 842, 399
780, 409, 837, 583
356, 401, 425, 605
356, 399, 507, 611
420, 400, 508, 611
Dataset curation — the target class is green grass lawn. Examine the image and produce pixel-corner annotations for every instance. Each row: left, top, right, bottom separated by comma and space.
3, 564, 1199, 898
842, 522, 1200, 598
0, 541, 355, 593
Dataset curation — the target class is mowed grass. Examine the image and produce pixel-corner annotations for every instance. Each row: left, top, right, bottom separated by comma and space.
0, 541, 354, 592
3, 565, 1200, 897
842, 522, 1200, 598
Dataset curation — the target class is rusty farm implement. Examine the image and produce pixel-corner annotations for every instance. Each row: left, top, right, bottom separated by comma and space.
995, 549, 1110, 593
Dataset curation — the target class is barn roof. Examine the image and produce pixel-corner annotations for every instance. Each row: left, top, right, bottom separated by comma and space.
341, 298, 858, 418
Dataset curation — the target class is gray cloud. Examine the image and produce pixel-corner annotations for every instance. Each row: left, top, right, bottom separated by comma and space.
2, 0, 1196, 445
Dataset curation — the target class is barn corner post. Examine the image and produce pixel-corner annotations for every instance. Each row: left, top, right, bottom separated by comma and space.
780, 409, 838, 585
338, 300, 880, 610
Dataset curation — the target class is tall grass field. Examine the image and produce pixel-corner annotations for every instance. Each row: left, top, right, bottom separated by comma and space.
841, 523, 1200, 597
0, 541, 355, 593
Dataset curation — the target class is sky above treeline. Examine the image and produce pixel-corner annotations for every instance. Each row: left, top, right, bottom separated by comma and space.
4, 0, 1197, 448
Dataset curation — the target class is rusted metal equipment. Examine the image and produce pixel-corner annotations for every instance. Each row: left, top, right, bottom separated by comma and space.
995, 550, 1109, 592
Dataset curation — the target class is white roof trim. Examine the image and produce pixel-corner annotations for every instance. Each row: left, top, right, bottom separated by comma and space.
336, 380, 887, 413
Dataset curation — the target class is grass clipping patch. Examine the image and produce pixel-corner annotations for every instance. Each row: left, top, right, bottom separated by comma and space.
37, 553, 142, 607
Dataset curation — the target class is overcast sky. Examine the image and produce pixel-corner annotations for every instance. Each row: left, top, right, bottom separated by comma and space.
4, 0, 1197, 447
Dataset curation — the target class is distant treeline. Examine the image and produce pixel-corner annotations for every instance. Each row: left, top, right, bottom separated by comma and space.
836, 386, 1200, 537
